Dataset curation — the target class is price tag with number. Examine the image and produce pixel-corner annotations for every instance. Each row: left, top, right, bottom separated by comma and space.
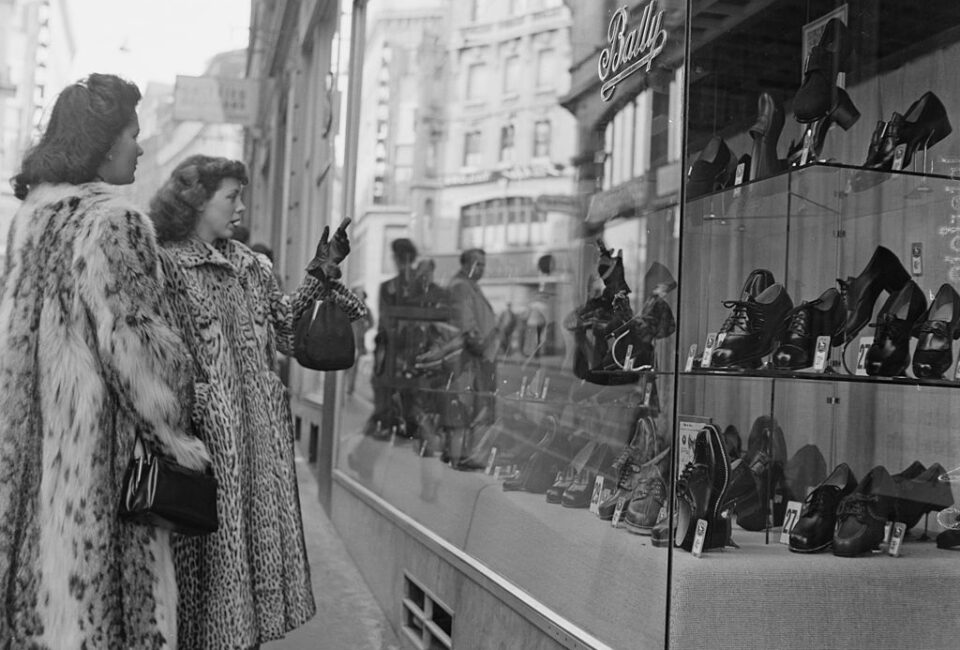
812, 336, 831, 372
855, 336, 874, 376
685, 343, 698, 372
611, 497, 628, 527
589, 476, 606, 514
701, 333, 718, 368
888, 522, 907, 557
779, 500, 804, 544
691, 519, 709, 557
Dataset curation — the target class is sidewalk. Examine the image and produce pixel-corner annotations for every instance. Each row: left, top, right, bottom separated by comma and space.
264, 452, 401, 650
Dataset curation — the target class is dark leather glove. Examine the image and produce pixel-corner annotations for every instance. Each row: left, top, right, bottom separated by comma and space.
307, 218, 351, 281
596, 239, 630, 296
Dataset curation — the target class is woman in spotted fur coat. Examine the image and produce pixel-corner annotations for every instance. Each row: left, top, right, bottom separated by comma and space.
0, 75, 210, 648
148, 155, 365, 649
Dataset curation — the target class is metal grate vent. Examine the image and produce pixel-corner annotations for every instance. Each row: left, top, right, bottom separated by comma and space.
402, 573, 453, 650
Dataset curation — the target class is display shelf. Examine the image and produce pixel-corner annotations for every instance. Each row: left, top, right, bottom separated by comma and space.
683, 366, 960, 389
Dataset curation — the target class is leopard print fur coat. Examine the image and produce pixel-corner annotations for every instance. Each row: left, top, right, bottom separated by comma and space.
158, 237, 365, 649
0, 183, 210, 649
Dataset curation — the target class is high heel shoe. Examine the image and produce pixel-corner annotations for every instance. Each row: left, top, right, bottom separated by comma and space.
856, 92, 953, 184
892, 462, 954, 530
838, 245, 910, 343
793, 18, 859, 129
864, 280, 927, 377
912, 283, 960, 379
545, 438, 597, 503
687, 136, 736, 199
749, 92, 785, 181
772, 287, 845, 369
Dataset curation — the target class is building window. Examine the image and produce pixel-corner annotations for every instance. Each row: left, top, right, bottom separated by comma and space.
460, 197, 538, 250
533, 120, 551, 158
536, 49, 555, 89
499, 124, 515, 163
466, 63, 486, 101
463, 130, 482, 168
650, 88, 670, 169
503, 55, 520, 94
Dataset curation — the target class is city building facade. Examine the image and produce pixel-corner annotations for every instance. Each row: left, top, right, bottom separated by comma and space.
0, 0, 74, 266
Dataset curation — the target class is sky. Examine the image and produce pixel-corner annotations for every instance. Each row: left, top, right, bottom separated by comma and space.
67, 0, 252, 89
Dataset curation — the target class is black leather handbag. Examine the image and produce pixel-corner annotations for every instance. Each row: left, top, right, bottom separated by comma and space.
294, 299, 356, 371
118, 436, 219, 536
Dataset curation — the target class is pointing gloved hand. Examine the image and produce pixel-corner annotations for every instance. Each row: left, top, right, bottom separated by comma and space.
307, 217, 351, 281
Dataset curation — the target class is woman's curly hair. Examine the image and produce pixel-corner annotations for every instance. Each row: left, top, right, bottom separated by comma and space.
12, 73, 141, 200
148, 155, 249, 242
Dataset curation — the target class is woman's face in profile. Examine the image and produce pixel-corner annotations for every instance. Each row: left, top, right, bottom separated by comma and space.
197, 177, 245, 242
97, 115, 142, 185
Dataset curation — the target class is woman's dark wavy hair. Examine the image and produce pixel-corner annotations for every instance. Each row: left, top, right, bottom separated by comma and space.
12, 73, 141, 199
148, 155, 249, 242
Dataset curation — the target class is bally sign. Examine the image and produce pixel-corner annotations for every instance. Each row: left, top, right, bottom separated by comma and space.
598, 2, 668, 101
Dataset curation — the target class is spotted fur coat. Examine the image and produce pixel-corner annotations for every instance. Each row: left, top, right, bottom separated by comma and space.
0, 183, 210, 649
158, 237, 365, 649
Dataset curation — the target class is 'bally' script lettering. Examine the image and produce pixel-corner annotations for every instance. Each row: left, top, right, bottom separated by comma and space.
598, 2, 668, 101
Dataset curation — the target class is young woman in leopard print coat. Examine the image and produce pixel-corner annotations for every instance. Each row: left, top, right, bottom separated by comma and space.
0, 75, 210, 649
148, 155, 366, 649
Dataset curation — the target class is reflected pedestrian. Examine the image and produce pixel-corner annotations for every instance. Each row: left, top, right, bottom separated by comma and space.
445, 248, 498, 468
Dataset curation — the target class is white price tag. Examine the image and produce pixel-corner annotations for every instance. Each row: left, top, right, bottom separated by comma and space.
779, 500, 804, 544
812, 336, 831, 372
701, 333, 718, 368
892, 143, 907, 171
855, 336, 874, 376
611, 496, 628, 527
685, 343, 698, 372
888, 522, 907, 556
910, 242, 923, 276
691, 519, 709, 557
589, 476, 606, 514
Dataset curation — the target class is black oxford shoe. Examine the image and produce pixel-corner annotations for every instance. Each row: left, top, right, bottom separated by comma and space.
865, 280, 927, 377
789, 463, 857, 553
912, 283, 960, 379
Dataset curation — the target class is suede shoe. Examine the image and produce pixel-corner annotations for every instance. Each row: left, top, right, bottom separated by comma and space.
623, 465, 668, 534
833, 466, 898, 557
892, 462, 954, 529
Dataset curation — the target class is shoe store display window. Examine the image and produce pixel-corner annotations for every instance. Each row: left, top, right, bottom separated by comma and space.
327, 1, 960, 648
677, 1, 960, 648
